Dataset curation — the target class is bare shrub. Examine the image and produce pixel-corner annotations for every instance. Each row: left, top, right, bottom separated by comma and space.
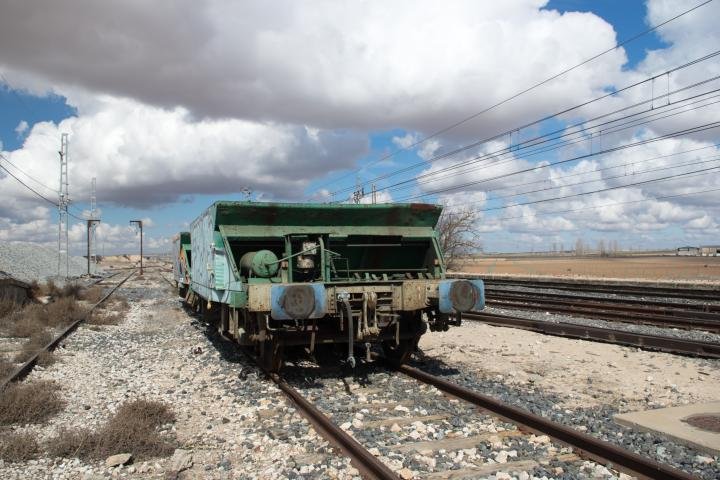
436, 206, 482, 269
59, 283, 82, 299
46, 399, 176, 460
0, 430, 40, 462
42, 279, 59, 297
0, 381, 64, 425
40, 280, 82, 299
28, 280, 41, 298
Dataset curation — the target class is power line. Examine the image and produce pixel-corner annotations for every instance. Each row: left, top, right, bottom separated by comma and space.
0, 153, 86, 221
459, 144, 719, 197
387, 88, 720, 196
0, 152, 59, 195
0, 161, 58, 207
332, 49, 720, 199
471, 154, 720, 206
313, 0, 716, 198
459, 185, 720, 222
467, 164, 720, 214
394, 121, 720, 201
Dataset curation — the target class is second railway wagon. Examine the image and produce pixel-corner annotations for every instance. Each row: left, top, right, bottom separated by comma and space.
174, 201, 484, 371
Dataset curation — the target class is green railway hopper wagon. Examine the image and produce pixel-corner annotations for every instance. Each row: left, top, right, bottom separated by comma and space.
171, 232, 192, 297
182, 201, 484, 371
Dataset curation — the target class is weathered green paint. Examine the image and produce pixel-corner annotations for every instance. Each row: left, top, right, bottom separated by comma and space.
214, 201, 442, 228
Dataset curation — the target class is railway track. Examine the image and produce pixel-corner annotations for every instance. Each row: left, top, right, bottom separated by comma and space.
259, 360, 699, 480
477, 277, 720, 302
464, 312, 720, 359
0, 269, 136, 389
485, 289, 720, 333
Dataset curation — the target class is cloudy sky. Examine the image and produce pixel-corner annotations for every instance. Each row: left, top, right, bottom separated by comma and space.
0, 0, 718, 254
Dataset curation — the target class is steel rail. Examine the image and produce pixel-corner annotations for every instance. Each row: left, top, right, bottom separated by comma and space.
87, 270, 121, 287
464, 312, 720, 358
395, 363, 698, 480
487, 291, 720, 319
486, 287, 720, 313
0, 269, 136, 390
481, 278, 719, 301
268, 373, 398, 480
238, 341, 398, 480
486, 296, 720, 332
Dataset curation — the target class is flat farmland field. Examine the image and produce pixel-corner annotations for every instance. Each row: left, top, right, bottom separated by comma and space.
455, 255, 720, 283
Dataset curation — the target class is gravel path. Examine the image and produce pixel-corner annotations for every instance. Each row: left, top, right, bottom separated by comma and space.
0, 271, 356, 479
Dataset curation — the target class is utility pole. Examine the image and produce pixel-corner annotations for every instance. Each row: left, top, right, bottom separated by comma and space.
371, 184, 377, 204
57, 133, 70, 278
86, 219, 100, 275
130, 220, 143, 275
87, 177, 100, 275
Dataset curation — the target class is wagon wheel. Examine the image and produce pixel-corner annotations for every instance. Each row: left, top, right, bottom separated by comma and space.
381, 338, 416, 366
260, 337, 284, 373
382, 312, 425, 366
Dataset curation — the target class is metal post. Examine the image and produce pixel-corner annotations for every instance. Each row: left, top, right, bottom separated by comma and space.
130, 220, 143, 275
86, 219, 100, 275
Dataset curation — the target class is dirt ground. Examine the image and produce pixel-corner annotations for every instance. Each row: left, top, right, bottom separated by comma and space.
455, 256, 720, 282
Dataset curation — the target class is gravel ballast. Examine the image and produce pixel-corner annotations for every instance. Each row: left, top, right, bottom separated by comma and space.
0, 242, 91, 283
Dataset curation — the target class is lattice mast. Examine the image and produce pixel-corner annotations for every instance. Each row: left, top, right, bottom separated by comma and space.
89, 177, 98, 273
57, 133, 70, 278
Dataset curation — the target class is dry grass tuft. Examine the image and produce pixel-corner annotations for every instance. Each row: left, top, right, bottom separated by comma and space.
5, 297, 86, 338
14, 331, 53, 364
0, 381, 64, 425
0, 298, 19, 319
41, 280, 83, 299
36, 350, 56, 367
87, 311, 122, 326
0, 356, 15, 380
45, 297, 86, 327
45, 427, 98, 458
46, 399, 176, 460
79, 286, 105, 303
8, 312, 45, 338
0, 430, 40, 462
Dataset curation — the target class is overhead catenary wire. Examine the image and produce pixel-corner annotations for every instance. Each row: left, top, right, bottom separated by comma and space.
462, 154, 720, 206
0, 151, 59, 196
451, 143, 720, 198
392, 120, 720, 202
311, 0, 716, 198
331, 49, 720, 200
455, 186, 720, 223
453, 164, 720, 214
0, 153, 87, 221
386, 88, 720, 197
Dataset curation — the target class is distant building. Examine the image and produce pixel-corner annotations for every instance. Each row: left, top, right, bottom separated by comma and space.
676, 246, 699, 256
700, 245, 720, 257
